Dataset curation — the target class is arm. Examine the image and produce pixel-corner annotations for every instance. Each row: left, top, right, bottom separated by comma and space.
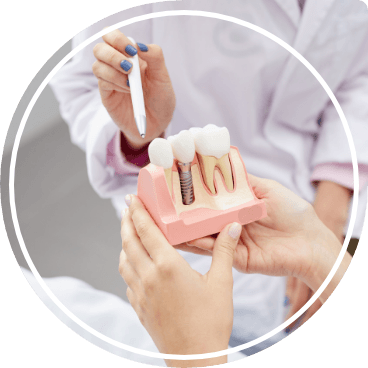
310, 31, 368, 209
313, 180, 352, 242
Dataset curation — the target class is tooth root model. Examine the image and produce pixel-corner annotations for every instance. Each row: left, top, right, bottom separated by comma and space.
168, 131, 196, 205
148, 138, 174, 195
190, 125, 234, 194
196, 154, 234, 194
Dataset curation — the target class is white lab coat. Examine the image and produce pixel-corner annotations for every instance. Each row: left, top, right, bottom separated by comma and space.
49, 0, 368, 358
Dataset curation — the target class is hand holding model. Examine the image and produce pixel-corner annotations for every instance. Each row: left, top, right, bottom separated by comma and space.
181, 175, 351, 302
120, 195, 242, 367
92, 29, 175, 149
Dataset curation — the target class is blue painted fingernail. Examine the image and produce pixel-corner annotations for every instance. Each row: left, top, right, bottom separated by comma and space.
120, 60, 132, 72
285, 328, 291, 334
125, 44, 137, 56
126, 80, 130, 87
137, 42, 148, 52
284, 296, 290, 306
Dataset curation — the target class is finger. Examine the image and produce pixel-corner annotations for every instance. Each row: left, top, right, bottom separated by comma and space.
300, 298, 322, 326
135, 43, 168, 74
285, 276, 297, 307
138, 57, 148, 80
285, 281, 310, 330
188, 236, 216, 251
93, 42, 133, 74
173, 243, 213, 256
247, 174, 275, 198
209, 223, 242, 282
121, 209, 153, 275
93, 61, 130, 90
97, 78, 128, 93
102, 29, 138, 57
127, 195, 176, 260
119, 250, 140, 291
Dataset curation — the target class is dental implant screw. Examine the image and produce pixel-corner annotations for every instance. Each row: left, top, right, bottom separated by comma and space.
177, 162, 194, 205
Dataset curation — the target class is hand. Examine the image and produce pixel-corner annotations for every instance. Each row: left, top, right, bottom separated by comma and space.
176, 175, 344, 293
93, 29, 175, 149
178, 175, 323, 279
119, 195, 242, 367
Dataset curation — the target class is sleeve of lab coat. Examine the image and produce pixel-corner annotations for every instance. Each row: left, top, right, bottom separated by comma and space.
311, 33, 368, 191
49, 6, 153, 201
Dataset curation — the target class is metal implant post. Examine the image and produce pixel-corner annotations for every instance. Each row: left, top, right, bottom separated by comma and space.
177, 162, 194, 205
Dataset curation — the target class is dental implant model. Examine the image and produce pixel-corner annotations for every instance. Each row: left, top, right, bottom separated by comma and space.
168, 131, 196, 205
137, 124, 267, 246
148, 138, 174, 195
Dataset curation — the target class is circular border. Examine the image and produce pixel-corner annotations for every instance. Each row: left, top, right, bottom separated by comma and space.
7, 10, 359, 360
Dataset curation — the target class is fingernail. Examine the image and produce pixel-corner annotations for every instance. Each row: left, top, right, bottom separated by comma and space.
120, 60, 132, 72
125, 194, 132, 207
228, 223, 241, 239
137, 42, 148, 52
284, 296, 290, 307
126, 79, 130, 87
125, 44, 137, 56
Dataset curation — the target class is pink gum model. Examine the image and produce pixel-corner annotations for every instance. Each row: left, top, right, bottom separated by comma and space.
137, 146, 267, 246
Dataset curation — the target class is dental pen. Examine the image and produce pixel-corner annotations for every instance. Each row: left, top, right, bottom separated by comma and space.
127, 36, 147, 139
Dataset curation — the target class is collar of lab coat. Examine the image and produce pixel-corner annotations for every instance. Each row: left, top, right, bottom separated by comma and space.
273, 0, 301, 27
294, 0, 336, 54
269, 0, 336, 116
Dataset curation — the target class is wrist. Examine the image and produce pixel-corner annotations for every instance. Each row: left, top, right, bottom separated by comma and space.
166, 356, 227, 368
121, 130, 149, 150
120, 131, 150, 168
300, 221, 343, 300
120, 130, 166, 168
161, 338, 229, 367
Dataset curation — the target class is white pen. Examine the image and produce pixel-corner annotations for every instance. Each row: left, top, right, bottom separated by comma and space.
127, 36, 147, 139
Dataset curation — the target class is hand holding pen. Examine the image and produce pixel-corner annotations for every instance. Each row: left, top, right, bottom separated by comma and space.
93, 29, 176, 150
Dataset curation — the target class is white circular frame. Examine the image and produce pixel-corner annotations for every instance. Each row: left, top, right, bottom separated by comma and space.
9, 10, 359, 361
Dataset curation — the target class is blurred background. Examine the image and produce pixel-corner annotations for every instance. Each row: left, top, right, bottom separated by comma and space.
4, 45, 127, 300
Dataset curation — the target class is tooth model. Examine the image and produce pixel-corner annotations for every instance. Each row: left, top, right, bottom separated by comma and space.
190, 124, 233, 194
137, 125, 267, 246
148, 138, 174, 195
167, 131, 196, 205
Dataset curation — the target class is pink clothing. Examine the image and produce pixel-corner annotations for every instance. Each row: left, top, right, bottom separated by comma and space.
311, 163, 368, 192
107, 132, 368, 192
106, 132, 144, 176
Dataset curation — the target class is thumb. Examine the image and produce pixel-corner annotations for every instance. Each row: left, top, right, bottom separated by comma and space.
209, 223, 242, 281
136, 43, 168, 74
